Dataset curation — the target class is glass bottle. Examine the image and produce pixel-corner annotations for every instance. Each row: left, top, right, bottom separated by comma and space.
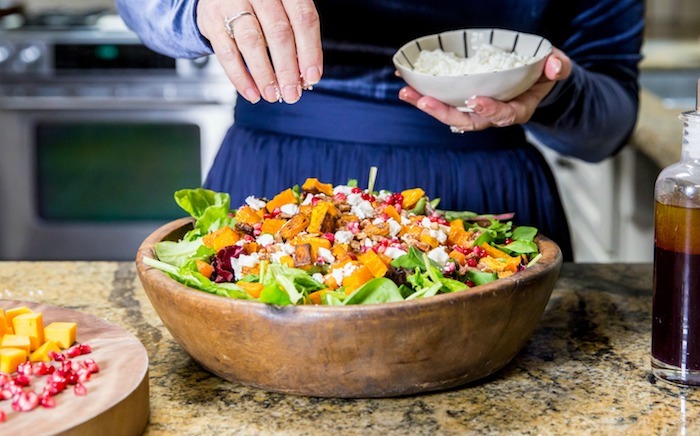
651, 78, 700, 386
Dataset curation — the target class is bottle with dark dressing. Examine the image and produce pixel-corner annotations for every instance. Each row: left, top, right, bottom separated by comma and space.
651, 78, 700, 386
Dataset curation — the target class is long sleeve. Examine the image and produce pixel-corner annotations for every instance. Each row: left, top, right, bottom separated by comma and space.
115, 0, 213, 59
525, 0, 645, 162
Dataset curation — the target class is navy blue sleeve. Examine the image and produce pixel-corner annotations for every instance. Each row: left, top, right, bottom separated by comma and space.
115, 0, 213, 59
525, 0, 645, 162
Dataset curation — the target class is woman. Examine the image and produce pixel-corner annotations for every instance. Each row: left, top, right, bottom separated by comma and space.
115, 1, 645, 261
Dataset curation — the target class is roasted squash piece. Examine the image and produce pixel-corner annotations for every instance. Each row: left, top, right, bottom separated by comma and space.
279, 213, 309, 240
235, 206, 262, 225
294, 244, 313, 268
260, 218, 287, 235
301, 177, 334, 196
307, 202, 338, 234
202, 226, 240, 252
266, 188, 298, 213
343, 265, 374, 294
357, 249, 388, 278
400, 187, 425, 209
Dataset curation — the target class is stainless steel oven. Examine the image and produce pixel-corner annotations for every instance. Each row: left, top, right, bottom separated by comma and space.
0, 15, 235, 260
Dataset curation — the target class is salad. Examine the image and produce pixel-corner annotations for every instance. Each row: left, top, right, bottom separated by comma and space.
143, 177, 541, 305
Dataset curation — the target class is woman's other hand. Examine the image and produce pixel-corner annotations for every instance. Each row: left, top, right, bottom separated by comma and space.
398, 48, 572, 132
196, 0, 323, 104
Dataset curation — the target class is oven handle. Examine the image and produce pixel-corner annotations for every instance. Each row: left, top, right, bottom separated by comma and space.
0, 97, 235, 110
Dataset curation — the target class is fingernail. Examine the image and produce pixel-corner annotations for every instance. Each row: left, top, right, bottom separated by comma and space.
264, 83, 281, 102
244, 88, 260, 104
553, 58, 562, 74
282, 84, 301, 104
304, 66, 321, 86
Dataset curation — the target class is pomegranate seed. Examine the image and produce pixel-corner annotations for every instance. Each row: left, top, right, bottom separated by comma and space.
0, 410, 5, 422
74, 384, 87, 396
0, 373, 10, 386
12, 374, 31, 387
16, 362, 32, 376
77, 369, 92, 383
467, 258, 478, 268
40, 395, 56, 408
66, 373, 79, 385
311, 196, 320, 206
351, 187, 362, 194
505, 238, 514, 245
472, 246, 484, 257
466, 280, 475, 287
12, 391, 39, 412
50, 351, 66, 362
0, 390, 12, 400
66, 347, 83, 358
82, 358, 99, 372
322, 232, 335, 243
32, 362, 50, 376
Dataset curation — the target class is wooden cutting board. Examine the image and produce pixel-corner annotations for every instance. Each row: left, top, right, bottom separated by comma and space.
0, 300, 149, 435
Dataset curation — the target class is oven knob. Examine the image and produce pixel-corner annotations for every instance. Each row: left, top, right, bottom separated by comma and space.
18, 44, 42, 65
0, 42, 14, 67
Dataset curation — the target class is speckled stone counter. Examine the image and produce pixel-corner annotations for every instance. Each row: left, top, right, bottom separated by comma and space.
1, 261, 698, 434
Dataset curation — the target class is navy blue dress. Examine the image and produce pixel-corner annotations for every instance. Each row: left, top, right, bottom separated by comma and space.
115, 0, 645, 261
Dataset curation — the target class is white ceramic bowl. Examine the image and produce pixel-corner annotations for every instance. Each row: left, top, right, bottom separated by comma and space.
393, 28, 552, 110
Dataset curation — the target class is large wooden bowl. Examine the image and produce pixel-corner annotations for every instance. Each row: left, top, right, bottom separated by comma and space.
136, 217, 562, 398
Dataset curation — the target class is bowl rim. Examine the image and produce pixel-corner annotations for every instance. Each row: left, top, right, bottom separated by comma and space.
136, 216, 563, 314
392, 27, 553, 79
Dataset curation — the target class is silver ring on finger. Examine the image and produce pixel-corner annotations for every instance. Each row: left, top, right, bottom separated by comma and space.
449, 126, 466, 134
224, 11, 257, 40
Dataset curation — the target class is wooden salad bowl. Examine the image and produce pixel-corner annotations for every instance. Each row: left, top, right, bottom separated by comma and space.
136, 217, 563, 398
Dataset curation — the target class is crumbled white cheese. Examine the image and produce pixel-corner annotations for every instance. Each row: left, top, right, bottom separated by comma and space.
231, 252, 260, 281
245, 196, 267, 211
388, 219, 402, 237
414, 44, 532, 76
256, 233, 275, 247
421, 217, 433, 229
332, 262, 359, 286
429, 228, 448, 244
280, 203, 299, 215
427, 247, 450, 266
334, 185, 354, 196
312, 272, 325, 283
334, 230, 353, 244
385, 246, 408, 259
317, 247, 335, 264
352, 200, 374, 220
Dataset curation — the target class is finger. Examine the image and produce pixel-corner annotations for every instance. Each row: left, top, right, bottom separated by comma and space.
197, 1, 262, 103
229, 5, 284, 103
282, 0, 322, 88
543, 48, 571, 81
467, 97, 521, 127
398, 87, 491, 131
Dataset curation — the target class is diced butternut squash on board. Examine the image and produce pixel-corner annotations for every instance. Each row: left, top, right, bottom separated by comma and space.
0, 348, 27, 374
44, 322, 77, 349
5, 306, 33, 328
1, 334, 31, 355
30, 340, 61, 363
12, 312, 44, 351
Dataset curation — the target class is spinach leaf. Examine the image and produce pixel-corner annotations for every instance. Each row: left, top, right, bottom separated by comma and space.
467, 270, 498, 286
501, 240, 538, 255
511, 226, 538, 241
343, 278, 404, 305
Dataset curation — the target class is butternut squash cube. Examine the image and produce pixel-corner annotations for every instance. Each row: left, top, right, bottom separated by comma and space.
1, 334, 31, 355
0, 311, 8, 336
30, 340, 61, 363
12, 312, 44, 351
5, 306, 33, 328
0, 348, 27, 374
44, 322, 77, 349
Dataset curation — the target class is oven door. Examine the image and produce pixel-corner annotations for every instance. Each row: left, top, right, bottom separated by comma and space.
0, 100, 232, 260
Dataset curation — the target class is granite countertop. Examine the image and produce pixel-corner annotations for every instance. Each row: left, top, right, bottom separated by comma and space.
1, 261, 698, 434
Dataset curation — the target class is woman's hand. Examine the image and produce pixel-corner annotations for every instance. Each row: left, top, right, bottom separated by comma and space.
196, 0, 323, 104
398, 48, 572, 132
